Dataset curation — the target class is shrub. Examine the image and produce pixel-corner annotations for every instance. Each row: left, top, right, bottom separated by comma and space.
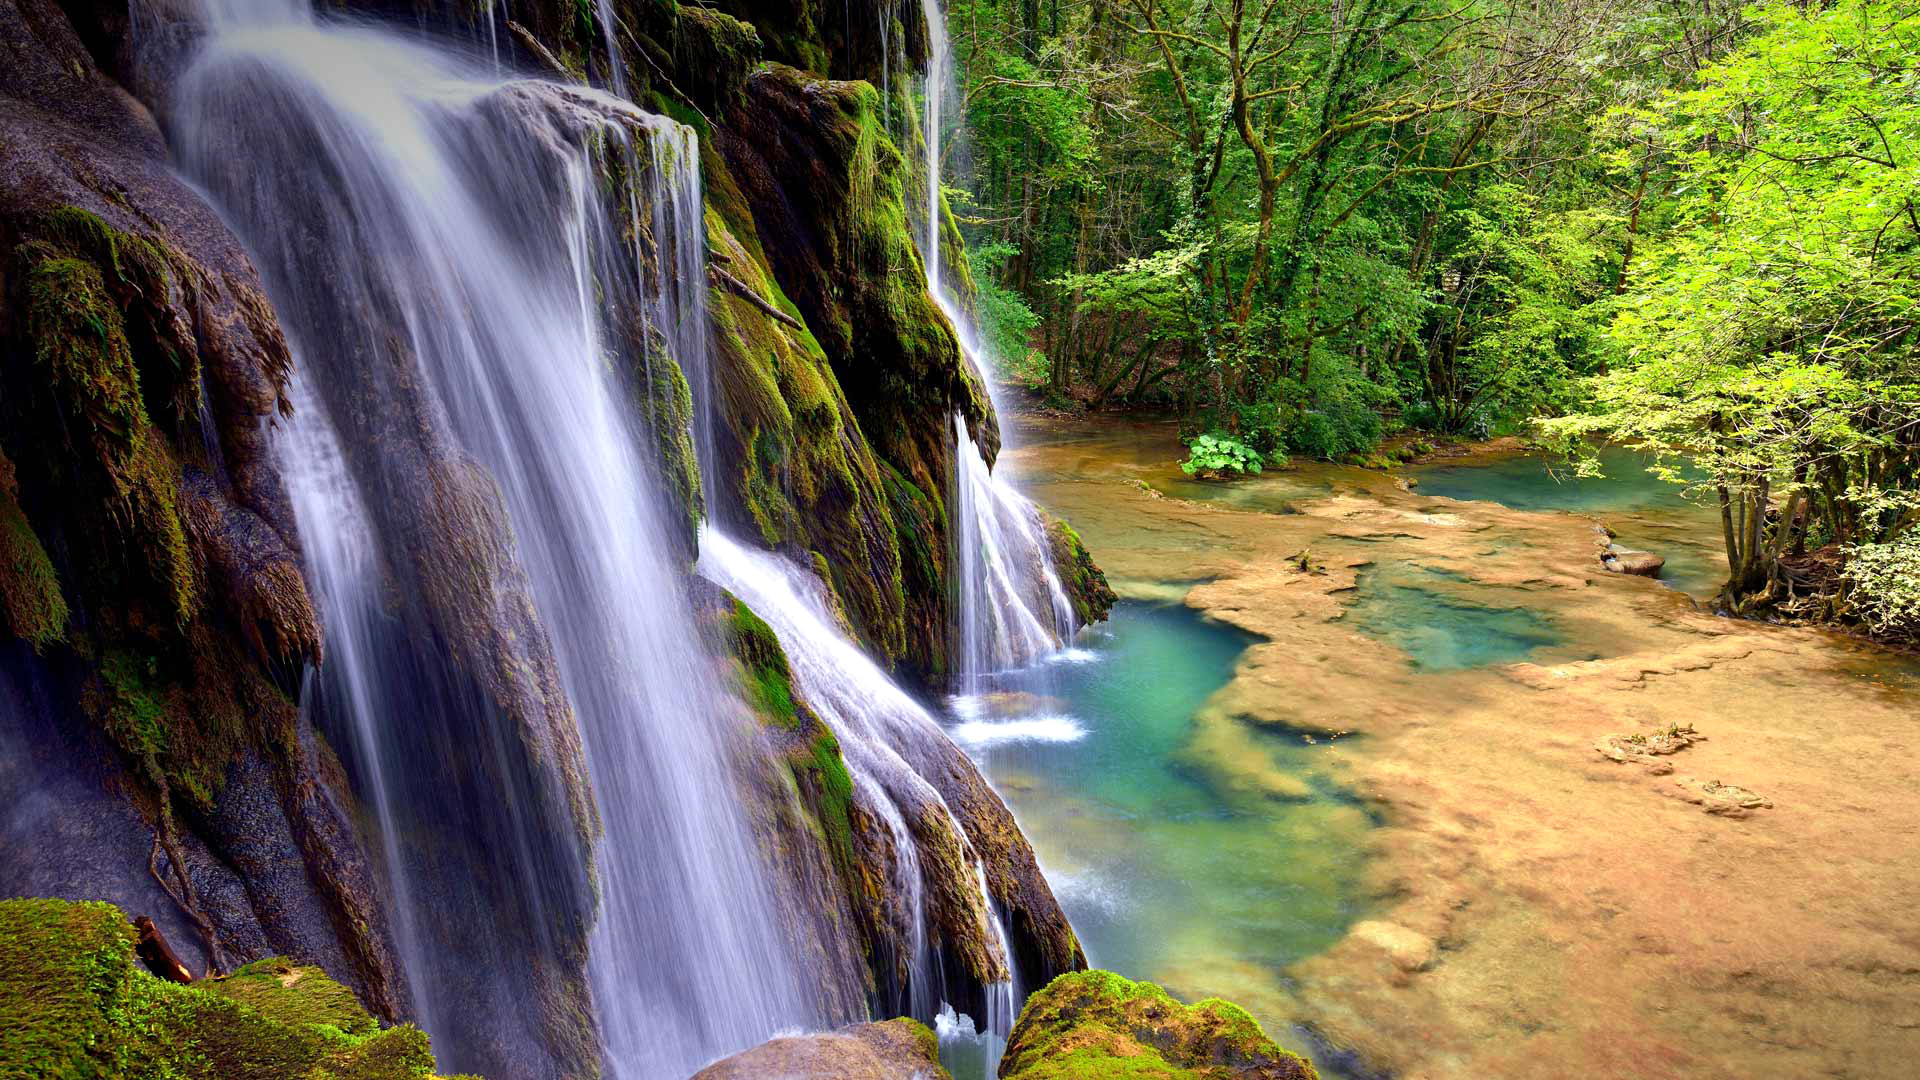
1180, 432, 1265, 477
1843, 534, 1920, 636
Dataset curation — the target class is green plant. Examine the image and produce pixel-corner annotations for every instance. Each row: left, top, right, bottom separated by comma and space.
1843, 534, 1920, 637
1180, 433, 1265, 477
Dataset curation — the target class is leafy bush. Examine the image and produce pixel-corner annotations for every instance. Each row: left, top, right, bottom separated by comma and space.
1180, 432, 1266, 477
1284, 390, 1383, 461
971, 241, 1050, 386
1843, 534, 1920, 636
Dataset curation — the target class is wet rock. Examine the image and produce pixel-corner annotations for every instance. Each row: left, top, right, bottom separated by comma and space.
0, 0, 399, 1017
689, 1017, 950, 1079
1596, 723, 1701, 768
1601, 543, 1665, 577
717, 64, 996, 673
1002, 970, 1320, 1080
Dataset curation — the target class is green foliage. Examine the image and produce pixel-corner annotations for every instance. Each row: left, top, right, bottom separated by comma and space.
1843, 534, 1920, 638
1179, 432, 1264, 477
971, 241, 1048, 386
1545, 0, 1920, 614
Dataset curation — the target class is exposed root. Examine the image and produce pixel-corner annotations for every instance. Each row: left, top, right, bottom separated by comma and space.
148, 831, 224, 977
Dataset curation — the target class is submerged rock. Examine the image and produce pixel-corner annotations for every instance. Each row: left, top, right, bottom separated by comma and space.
690, 1017, 951, 1079
1001, 970, 1320, 1080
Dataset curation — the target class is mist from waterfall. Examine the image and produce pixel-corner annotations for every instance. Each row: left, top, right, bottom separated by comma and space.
170, 4, 827, 1075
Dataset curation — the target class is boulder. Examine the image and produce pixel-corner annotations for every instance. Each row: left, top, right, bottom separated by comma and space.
690, 1018, 950, 1080
1001, 971, 1320, 1080
1601, 544, 1665, 577
0, 898, 447, 1079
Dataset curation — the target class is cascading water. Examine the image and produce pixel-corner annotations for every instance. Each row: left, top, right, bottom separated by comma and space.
170, 5, 831, 1075
914, 0, 1076, 693
697, 527, 1020, 1076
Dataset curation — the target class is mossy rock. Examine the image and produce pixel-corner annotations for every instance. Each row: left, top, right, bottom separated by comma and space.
0, 449, 67, 648
1045, 515, 1116, 627
1001, 970, 1319, 1080
724, 594, 800, 729
0, 898, 450, 1080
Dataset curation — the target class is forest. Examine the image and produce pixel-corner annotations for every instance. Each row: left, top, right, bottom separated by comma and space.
949, 0, 1920, 632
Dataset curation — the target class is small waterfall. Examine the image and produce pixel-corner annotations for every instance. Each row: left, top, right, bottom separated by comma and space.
697, 529, 1017, 1048
914, 0, 1076, 694
171, 6, 828, 1075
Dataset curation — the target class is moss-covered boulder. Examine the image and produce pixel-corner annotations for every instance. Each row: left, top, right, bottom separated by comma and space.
0, 897, 458, 1080
1001, 971, 1320, 1080
1046, 516, 1116, 627
691, 1017, 951, 1079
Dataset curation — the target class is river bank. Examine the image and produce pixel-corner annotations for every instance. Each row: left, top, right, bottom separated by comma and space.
997, 415, 1920, 1080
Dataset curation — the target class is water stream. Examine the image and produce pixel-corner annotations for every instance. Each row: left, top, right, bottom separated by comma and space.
170, 5, 826, 1074
697, 528, 1021, 1072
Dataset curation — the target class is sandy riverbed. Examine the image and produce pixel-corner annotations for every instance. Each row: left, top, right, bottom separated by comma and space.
1008, 416, 1920, 1080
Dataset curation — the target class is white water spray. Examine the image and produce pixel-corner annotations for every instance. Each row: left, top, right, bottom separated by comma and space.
174, 5, 829, 1075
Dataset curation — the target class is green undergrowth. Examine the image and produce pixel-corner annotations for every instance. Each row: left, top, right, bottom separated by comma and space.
0, 898, 456, 1080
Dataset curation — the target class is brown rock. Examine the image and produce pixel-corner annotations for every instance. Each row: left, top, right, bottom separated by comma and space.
690, 1018, 951, 1080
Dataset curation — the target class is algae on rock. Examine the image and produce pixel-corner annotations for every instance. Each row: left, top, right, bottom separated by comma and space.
1001, 970, 1321, 1080
0, 897, 456, 1080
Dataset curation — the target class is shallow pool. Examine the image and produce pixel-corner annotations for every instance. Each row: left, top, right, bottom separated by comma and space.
1408, 447, 1727, 597
949, 601, 1373, 1065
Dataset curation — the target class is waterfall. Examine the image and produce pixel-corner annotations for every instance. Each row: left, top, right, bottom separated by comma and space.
915, 0, 1077, 693
697, 528, 1019, 1073
170, 6, 829, 1075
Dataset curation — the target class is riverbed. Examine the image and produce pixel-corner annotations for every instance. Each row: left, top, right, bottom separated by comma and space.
966, 415, 1920, 1080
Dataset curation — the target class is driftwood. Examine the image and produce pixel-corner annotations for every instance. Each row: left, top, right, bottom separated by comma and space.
710, 266, 807, 331
132, 915, 196, 984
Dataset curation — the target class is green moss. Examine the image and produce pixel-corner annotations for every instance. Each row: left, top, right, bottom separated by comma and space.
639, 344, 704, 550
1000, 970, 1320, 1080
725, 596, 799, 729
0, 898, 449, 1080
13, 209, 200, 631
92, 639, 246, 813
1045, 516, 1115, 627
0, 452, 68, 648
25, 253, 145, 468
802, 728, 857, 874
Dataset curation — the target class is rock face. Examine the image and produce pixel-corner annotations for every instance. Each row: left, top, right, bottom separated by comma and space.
1000, 971, 1322, 1080
708, 580, 1087, 1028
0, 898, 448, 1079
690, 1017, 952, 1080
0, 0, 400, 1014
